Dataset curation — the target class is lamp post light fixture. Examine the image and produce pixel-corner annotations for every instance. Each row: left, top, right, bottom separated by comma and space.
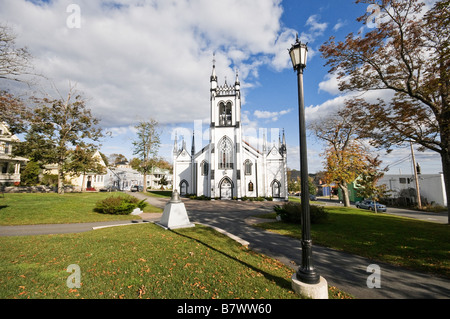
289, 35, 321, 286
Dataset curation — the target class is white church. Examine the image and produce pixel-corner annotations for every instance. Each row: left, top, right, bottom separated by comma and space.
172, 62, 288, 201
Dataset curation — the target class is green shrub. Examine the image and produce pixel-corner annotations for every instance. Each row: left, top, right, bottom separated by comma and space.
94, 195, 148, 215
241, 196, 271, 201
188, 195, 211, 200
274, 202, 328, 224
41, 174, 58, 187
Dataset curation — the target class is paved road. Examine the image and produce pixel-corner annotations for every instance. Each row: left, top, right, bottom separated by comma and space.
299, 197, 449, 224
1, 193, 449, 299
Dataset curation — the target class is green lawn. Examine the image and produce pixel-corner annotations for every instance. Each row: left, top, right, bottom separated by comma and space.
143, 190, 173, 198
0, 223, 347, 299
0, 192, 162, 226
256, 206, 450, 279
0, 192, 353, 299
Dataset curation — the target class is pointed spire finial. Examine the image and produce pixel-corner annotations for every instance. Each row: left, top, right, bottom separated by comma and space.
211, 52, 217, 82
173, 132, 178, 154
191, 131, 195, 155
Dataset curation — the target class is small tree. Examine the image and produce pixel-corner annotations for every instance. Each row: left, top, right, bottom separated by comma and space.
311, 110, 369, 206
323, 141, 369, 206
20, 160, 41, 186
13, 87, 103, 194
356, 155, 389, 212
108, 153, 127, 167
67, 147, 106, 192
132, 119, 161, 192
0, 91, 30, 135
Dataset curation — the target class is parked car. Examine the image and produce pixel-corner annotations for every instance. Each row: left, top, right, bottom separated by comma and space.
355, 200, 387, 212
293, 192, 317, 201
130, 185, 143, 192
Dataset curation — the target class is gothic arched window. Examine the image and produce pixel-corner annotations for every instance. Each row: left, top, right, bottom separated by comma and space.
219, 101, 232, 126
244, 159, 252, 175
218, 136, 233, 170
271, 180, 281, 198
180, 180, 189, 196
200, 160, 209, 176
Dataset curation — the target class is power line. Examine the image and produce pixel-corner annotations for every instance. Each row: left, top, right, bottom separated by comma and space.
385, 154, 411, 170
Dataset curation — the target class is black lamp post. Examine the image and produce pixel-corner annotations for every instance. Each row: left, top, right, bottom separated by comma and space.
289, 35, 320, 285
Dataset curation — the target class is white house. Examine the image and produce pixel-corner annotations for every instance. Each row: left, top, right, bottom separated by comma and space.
172, 64, 288, 200
106, 167, 143, 191
147, 166, 172, 190
0, 122, 28, 184
378, 173, 447, 207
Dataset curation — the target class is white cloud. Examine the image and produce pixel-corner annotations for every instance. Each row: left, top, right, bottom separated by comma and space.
306, 15, 328, 33
333, 19, 347, 32
318, 72, 342, 95
254, 108, 292, 122
0, 0, 296, 129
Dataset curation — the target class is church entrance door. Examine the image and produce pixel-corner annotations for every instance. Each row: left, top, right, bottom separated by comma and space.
220, 178, 232, 200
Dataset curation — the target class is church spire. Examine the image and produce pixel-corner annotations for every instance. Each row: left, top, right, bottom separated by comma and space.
235, 68, 240, 91
210, 53, 217, 82
191, 131, 195, 156
280, 129, 287, 156
173, 132, 178, 155
263, 130, 267, 153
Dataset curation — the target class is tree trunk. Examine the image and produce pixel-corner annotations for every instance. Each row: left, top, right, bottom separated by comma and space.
440, 151, 450, 225
339, 183, 351, 207
143, 173, 147, 192
81, 173, 86, 192
58, 165, 64, 195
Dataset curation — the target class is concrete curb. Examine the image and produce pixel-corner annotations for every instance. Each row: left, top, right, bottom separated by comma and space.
194, 222, 250, 247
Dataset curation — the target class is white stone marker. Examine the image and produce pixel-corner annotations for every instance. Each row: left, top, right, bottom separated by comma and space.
156, 190, 195, 230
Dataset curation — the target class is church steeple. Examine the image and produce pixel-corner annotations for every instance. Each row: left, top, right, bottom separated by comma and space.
173, 132, 178, 155
235, 69, 240, 91
191, 132, 195, 156
210, 53, 218, 84
280, 129, 287, 156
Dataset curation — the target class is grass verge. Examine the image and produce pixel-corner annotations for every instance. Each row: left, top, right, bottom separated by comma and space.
143, 190, 173, 198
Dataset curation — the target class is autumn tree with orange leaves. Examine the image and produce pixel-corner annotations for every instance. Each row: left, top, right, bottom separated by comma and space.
310, 110, 379, 207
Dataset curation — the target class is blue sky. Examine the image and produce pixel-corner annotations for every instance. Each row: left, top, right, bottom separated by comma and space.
0, 0, 442, 175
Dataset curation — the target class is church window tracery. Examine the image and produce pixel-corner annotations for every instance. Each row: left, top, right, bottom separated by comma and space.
218, 136, 233, 170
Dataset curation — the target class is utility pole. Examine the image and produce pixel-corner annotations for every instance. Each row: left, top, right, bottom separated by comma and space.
410, 141, 422, 209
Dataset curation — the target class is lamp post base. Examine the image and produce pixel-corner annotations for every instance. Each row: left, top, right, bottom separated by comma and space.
291, 274, 328, 299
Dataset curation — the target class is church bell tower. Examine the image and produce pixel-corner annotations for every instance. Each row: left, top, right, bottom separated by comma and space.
208, 59, 242, 199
